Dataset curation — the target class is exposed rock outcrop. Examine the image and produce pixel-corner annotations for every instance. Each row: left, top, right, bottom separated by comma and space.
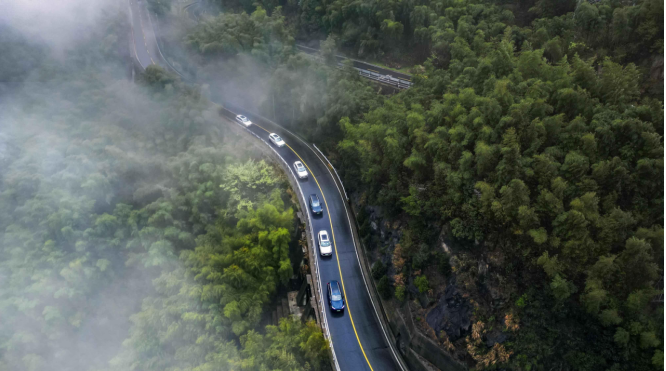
426, 279, 472, 342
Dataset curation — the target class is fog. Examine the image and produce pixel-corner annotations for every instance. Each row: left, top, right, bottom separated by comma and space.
0, 0, 116, 57
0, 1, 217, 370
0, 0, 335, 368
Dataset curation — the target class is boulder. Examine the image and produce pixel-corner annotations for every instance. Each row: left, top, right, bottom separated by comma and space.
485, 331, 508, 348
418, 293, 435, 309
425, 280, 472, 341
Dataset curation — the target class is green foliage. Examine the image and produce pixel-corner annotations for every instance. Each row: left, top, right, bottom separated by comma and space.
395, 285, 406, 302
377, 276, 392, 300
550, 274, 576, 302
515, 294, 528, 308
414, 275, 430, 294
238, 318, 329, 370
372, 260, 387, 280
436, 252, 452, 278
325, 2, 663, 367
320, 34, 338, 66
653, 350, 664, 368
614, 327, 631, 347
178, 195, 294, 337
147, 0, 172, 16
0, 25, 46, 88
186, 7, 293, 62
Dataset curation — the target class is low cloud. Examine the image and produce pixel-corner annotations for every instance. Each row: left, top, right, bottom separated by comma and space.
1, 0, 116, 55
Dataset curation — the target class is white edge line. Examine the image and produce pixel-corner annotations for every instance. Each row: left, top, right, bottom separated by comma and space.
233, 121, 341, 371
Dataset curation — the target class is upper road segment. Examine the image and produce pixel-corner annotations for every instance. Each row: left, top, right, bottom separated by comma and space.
128, 0, 166, 69
296, 44, 413, 89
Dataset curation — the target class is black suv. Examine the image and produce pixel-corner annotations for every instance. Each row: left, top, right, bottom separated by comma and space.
309, 194, 323, 215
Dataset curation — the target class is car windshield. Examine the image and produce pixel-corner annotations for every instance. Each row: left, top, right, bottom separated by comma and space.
296, 164, 305, 171
274, 135, 282, 141
239, 116, 246, 120
321, 239, 331, 247
332, 294, 342, 301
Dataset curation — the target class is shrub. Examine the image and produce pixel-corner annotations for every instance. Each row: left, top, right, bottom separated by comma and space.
395, 285, 406, 301
372, 260, 387, 280
377, 276, 392, 299
415, 275, 430, 293
436, 252, 451, 277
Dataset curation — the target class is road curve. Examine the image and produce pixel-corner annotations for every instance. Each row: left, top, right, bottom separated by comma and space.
226, 107, 404, 371
127, 8, 405, 371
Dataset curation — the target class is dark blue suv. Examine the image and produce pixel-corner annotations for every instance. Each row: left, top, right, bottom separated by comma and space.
327, 280, 345, 312
309, 194, 323, 215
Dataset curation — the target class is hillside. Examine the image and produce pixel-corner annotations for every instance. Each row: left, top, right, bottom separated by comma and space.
158, 0, 664, 369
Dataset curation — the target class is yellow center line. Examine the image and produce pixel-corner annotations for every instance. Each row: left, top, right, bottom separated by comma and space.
252, 123, 374, 370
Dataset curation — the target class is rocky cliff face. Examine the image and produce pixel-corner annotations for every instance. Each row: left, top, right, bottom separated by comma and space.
426, 279, 472, 342
356, 194, 516, 367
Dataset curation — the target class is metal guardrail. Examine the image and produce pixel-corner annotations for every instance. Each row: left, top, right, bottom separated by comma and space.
357, 68, 413, 89
296, 45, 413, 90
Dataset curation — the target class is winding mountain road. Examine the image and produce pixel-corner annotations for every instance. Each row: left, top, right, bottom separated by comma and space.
127, 3, 406, 370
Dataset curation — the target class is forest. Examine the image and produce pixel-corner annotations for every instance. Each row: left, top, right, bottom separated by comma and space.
0, 8, 328, 371
151, 0, 664, 369
0, 0, 662, 369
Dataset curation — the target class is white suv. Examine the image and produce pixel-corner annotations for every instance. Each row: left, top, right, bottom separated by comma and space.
269, 133, 285, 147
318, 230, 332, 256
235, 114, 252, 127
294, 161, 308, 179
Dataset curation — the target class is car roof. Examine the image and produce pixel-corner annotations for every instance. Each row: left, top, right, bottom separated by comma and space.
330, 281, 341, 294
237, 114, 246, 118
319, 231, 328, 238
295, 161, 303, 166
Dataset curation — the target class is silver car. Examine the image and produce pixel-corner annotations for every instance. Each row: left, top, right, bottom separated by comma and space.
269, 133, 285, 147
318, 230, 332, 256
235, 114, 252, 127
294, 161, 308, 179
